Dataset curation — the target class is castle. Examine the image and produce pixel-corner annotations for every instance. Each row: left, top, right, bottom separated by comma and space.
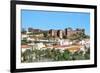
49, 28, 85, 39
27, 27, 85, 39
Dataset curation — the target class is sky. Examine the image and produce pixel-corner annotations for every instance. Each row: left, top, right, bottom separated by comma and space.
21, 10, 90, 35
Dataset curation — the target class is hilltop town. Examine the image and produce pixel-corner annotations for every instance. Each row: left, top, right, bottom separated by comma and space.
21, 27, 90, 62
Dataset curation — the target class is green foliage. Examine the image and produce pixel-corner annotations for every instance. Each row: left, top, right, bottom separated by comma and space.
72, 52, 84, 60
21, 38, 27, 45
21, 28, 26, 34
63, 50, 70, 60
21, 49, 33, 62
21, 48, 90, 62
43, 31, 48, 38
63, 35, 67, 39
68, 32, 90, 41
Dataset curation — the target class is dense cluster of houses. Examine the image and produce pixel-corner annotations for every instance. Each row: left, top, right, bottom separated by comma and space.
21, 27, 90, 61
21, 36, 90, 54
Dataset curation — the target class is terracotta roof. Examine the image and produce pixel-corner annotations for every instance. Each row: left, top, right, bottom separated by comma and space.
67, 46, 81, 53
21, 45, 31, 48
53, 45, 69, 48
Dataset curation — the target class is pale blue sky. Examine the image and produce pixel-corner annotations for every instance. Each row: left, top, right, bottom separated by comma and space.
21, 9, 90, 35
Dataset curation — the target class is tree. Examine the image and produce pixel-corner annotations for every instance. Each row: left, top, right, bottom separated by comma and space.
21, 38, 27, 45
43, 31, 48, 38
68, 32, 88, 41
21, 49, 32, 62
63, 35, 67, 39
21, 28, 26, 34
63, 50, 71, 60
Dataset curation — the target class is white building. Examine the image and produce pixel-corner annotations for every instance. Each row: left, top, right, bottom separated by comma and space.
79, 39, 90, 45
21, 45, 32, 53
32, 43, 45, 50
59, 39, 72, 46
21, 34, 28, 40
27, 37, 35, 41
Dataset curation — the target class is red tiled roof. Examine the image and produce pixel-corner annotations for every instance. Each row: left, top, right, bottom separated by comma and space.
21, 45, 31, 48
